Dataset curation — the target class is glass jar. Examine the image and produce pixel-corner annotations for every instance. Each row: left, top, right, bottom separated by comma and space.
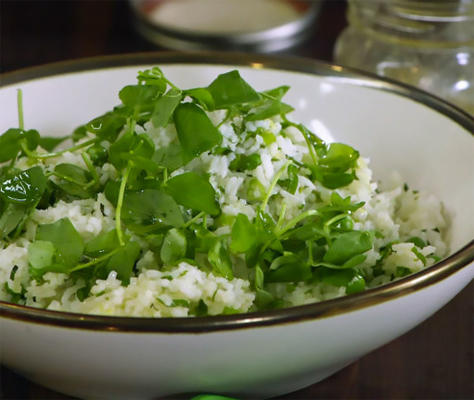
334, 0, 474, 114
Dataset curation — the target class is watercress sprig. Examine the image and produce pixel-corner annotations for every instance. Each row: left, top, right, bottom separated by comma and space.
2, 67, 373, 310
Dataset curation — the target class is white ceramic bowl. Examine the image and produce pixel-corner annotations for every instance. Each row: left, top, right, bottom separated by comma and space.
0, 53, 473, 399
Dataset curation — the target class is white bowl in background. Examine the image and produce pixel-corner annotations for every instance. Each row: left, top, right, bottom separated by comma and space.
0, 53, 473, 399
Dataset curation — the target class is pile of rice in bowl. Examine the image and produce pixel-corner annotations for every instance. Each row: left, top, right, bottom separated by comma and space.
0, 68, 447, 317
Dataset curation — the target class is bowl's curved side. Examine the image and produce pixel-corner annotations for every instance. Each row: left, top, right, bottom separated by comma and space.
1, 265, 471, 399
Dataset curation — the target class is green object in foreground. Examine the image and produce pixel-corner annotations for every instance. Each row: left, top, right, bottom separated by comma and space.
190, 395, 239, 400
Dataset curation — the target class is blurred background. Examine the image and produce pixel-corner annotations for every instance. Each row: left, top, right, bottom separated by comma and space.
0, 0, 473, 399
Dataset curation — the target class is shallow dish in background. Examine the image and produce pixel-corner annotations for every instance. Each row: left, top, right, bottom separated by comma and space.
129, 0, 321, 52
0, 52, 473, 399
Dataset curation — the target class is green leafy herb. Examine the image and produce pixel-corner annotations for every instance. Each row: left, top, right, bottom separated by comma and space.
0, 128, 39, 163
0, 66, 428, 313
230, 214, 257, 253
174, 103, 222, 162
153, 142, 184, 172
151, 88, 182, 127
206, 70, 260, 109
53, 163, 93, 199
166, 172, 220, 215
323, 231, 372, 266
208, 238, 233, 279
191, 395, 239, 400
160, 228, 187, 265
86, 112, 126, 142
229, 153, 262, 172
278, 163, 298, 194
103, 240, 140, 284
35, 218, 84, 268
119, 84, 165, 114
84, 229, 120, 257
395, 266, 411, 277
0, 203, 28, 239
38, 136, 68, 152
0, 166, 46, 205
121, 189, 184, 230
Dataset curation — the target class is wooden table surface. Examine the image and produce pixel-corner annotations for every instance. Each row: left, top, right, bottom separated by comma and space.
0, 1, 473, 399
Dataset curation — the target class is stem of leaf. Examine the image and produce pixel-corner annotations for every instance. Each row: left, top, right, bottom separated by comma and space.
82, 152, 100, 188
51, 172, 85, 186
17, 89, 24, 130
183, 211, 205, 228
275, 202, 287, 232
70, 247, 121, 272
21, 138, 97, 160
260, 160, 290, 213
217, 109, 231, 128
275, 209, 319, 237
282, 115, 321, 167
115, 162, 132, 247
307, 240, 314, 265
8, 151, 19, 169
